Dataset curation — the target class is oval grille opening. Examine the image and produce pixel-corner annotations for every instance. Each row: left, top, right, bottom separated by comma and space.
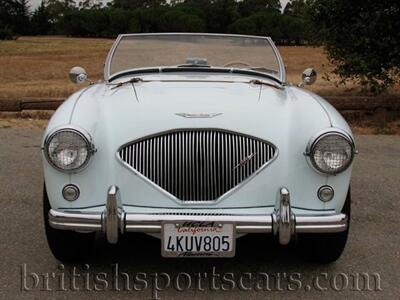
119, 129, 277, 201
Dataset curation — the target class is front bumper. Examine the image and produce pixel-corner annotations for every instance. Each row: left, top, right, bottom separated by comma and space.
48, 186, 348, 245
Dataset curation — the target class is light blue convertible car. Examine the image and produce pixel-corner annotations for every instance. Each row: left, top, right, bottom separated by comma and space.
42, 33, 355, 262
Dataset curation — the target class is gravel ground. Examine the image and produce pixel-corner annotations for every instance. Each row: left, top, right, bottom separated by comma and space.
0, 128, 399, 299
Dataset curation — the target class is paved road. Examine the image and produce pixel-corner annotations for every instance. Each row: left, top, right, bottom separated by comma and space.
0, 128, 399, 299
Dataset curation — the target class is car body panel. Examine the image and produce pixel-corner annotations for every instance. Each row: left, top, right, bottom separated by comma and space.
43, 73, 353, 215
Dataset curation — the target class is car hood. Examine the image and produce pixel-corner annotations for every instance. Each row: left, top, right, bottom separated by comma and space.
70, 79, 332, 148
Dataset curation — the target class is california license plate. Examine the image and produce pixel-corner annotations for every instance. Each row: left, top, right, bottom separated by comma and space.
162, 221, 235, 258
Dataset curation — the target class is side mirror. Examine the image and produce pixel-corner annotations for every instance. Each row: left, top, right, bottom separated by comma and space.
69, 66, 88, 84
300, 68, 317, 86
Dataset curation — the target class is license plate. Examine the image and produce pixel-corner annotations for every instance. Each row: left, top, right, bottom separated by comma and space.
162, 221, 235, 258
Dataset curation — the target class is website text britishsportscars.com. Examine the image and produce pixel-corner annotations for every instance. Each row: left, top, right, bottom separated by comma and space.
21, 264, 382, 299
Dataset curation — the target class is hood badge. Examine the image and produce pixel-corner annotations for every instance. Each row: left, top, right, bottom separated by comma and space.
175, 113, 223, 118
233, 153, 257, 170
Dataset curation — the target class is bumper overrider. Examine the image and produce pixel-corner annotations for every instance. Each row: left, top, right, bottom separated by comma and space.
48, 186, 348, 245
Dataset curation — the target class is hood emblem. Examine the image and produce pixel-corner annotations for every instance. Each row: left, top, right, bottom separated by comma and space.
233, 153, 257, 170
175, 113, 223, 118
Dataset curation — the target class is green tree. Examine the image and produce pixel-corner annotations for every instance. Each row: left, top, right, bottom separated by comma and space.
31, 1, 52, 34
238, 0, 281, 17
279, 14, 307, 44
162, 9, 206, 32
174, 0, 238, 32
112, 0, 166, 9
229, 11, 283, 40
282, 1, 311, 44
78, 0, 104, 9
15, 0, 31, 34
44, 0, 77, 33
106, 9, 131, 35
283, 0, 308, 17
177, 0, 211, 12
0, 1, 15, 38
135, 7, 169, 32
0, 0, 31, 36
207, 0, 239, 33
308, 0, 400, 93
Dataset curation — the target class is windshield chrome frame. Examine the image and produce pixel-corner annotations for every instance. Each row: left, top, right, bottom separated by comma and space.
104, 33, 286, 84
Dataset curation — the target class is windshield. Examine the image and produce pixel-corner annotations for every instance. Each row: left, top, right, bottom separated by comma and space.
105, 33, 285, 82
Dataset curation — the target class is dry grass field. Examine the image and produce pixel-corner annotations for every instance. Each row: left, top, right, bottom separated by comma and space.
0, 35, 364, 100
0, 36, 113, 99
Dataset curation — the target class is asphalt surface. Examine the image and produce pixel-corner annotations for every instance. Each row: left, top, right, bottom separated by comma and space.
0, 128, 399, 299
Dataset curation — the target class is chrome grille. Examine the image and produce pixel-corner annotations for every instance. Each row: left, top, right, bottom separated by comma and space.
147, 212, 234, 216
119, 129, 277, 201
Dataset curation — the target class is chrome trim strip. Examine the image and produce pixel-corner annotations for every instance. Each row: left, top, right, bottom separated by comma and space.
49, 209, 347, 236
295, 214, 348, 233
49, 209, 347, 233
175, 113, 223, 118
267, 37, 286, 83
104, 34, 123, 82
48, 210, 102, 231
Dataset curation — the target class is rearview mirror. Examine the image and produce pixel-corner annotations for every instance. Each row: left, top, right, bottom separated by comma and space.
69, 66, 88, 84
300, 68, 317, 86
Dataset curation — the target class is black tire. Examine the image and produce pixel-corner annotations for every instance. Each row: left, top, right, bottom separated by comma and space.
297, 188, 351, 264
43, 184, 95, 262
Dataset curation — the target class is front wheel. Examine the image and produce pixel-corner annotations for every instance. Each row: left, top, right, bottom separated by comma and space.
297, 188, 351, 264
43, 184, 95, 262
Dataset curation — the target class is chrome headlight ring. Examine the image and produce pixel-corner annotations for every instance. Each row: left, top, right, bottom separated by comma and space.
305, 129, 356, 175
44, 126, 96, 173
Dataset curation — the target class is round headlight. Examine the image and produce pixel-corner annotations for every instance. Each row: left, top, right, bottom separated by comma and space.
45, 129, 94, 172
309, 132, 354, 175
